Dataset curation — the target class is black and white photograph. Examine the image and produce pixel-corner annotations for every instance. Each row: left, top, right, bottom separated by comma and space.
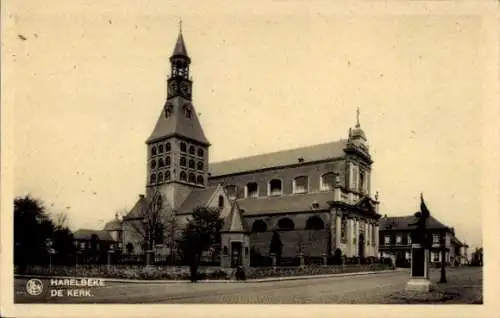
1, 1, 498, 317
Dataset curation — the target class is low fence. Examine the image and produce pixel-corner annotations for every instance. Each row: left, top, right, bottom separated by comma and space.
15, 263, 393, 281
250, 255, 391, 267
16, 251, 395, 269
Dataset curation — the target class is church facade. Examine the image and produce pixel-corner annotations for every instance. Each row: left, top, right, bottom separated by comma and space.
107, 28, 382, 267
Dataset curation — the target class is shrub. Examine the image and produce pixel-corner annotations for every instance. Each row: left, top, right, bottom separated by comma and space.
16, 264, 230, 281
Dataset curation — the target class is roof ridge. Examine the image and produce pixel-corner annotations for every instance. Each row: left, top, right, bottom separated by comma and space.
211, 139, 347, 165
75, 228, 102, 232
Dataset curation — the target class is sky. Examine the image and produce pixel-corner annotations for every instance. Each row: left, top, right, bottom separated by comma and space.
6, 1, 498, 252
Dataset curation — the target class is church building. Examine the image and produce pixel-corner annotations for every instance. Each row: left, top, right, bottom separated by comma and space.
109, 27, 382, 267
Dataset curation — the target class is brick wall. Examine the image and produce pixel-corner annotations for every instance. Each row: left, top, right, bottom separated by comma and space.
250, 229, 329, 257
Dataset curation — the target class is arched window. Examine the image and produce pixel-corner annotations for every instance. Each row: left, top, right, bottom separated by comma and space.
165, 156, 171, 166
197, 148, 204, 157
180, 171, 187, 181
246, 182, 259, 198
269, 179, 282, 196
225, 185, 237, 199
180, 142, 187, 153
251, 220, 267, 232
184, 106, 192, 118
189, 146, 195, 155
165, 170, 171, 181
305, 216, 325, 230
188, 173, 196, 183
293, 176, 308, 194
188, 159, 195, 169
151, 146, 157, 156
157, 172, 164, 183
165, 142, 171, 152
180, 157, 187, 167
359, 171, 366, 193
159, 158, 164, 167
218, 195, 224, 209
150, 174, 156, 185
150, 160, 156, 169
321, 172, 336, 191
197, 161, 204, 171
164, 103, 173, 118
196, 175, 204, 185
278, 217, 295, 230
158, 144, 164, 153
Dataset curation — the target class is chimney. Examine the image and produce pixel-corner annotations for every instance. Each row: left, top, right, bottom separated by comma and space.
298, 157, 304, 163
139, 194, 145, 199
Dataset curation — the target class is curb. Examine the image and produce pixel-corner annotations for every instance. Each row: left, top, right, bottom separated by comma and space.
249, 269, 396, 282
14, 269, 397, 284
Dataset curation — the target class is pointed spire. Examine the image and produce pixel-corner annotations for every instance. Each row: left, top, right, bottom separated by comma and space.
172, 18, 189, 57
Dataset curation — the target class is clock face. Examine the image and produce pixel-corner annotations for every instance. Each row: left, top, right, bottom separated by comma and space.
168, 81, 178, 95
180, 81, 191, 96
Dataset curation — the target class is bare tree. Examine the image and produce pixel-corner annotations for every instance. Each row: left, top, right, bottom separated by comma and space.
51, 211, 69, 230
127, 191, 166, 253
164, 211, 179, 262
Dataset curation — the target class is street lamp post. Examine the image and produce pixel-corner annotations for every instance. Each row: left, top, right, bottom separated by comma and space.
108, 244, 114, 271
45, 239, 54, 274
439, 231, 447, 283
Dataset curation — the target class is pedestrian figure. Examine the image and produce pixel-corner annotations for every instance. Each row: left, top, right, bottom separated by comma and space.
235, 265, 246, 281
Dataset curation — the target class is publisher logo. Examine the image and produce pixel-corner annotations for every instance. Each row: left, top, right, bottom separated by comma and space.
26, 279, 44, 296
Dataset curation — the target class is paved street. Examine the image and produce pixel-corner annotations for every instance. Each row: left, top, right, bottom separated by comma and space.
14, 267, 482, 304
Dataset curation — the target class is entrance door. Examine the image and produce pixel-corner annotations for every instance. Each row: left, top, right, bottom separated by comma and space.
231, 242, 242, 268
358, 234, 365, 259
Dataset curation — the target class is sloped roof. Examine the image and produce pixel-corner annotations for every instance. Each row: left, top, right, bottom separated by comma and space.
222, 202, 249, 233
178, 186, 219, 215
103, 218, 122, 231
146, 97, 209, 145
209, 140, 347, 177
237, 191, 336, 216
379, 215, 450, 231
74, 229, 115, 242
123, 196, 149, 220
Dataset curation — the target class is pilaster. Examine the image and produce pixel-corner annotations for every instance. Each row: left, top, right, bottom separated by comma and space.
354, 218, 360, 257
347, 217, 353, 257
335, 213, 342, 250
329, 209, 337, 255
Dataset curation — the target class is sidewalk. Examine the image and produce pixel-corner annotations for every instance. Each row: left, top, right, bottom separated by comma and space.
15, 269, 398, 284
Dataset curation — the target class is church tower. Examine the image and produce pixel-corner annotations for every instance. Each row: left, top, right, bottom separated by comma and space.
145, 25, 210, 210
345, 108, 372, 195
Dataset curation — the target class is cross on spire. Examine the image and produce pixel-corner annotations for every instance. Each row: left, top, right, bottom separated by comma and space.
356, 107, 360, 128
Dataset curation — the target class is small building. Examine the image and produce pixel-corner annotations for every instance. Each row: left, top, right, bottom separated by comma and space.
73, 229, 116, 251
74, 214, 123, 254
378, 215, 468, 267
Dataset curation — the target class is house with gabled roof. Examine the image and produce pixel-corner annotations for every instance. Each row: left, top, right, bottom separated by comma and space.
104, 26, 383, 267
379, 214, 469, 267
